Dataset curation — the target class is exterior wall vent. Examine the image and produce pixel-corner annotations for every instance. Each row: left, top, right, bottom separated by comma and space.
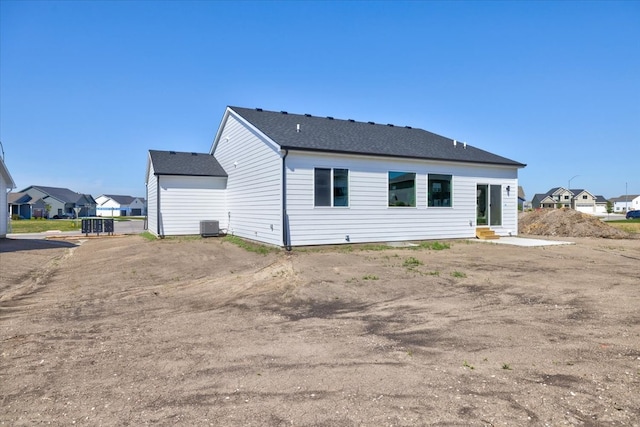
200, 220, 219, 237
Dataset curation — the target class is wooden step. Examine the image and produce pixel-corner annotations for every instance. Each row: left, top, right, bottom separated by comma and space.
476, 227, 499, 240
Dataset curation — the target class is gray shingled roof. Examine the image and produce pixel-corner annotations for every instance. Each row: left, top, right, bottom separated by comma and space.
230, 107, 525, 167
102, 194, 136, 205
149, 150, 227, 177
21, 185, 92, 204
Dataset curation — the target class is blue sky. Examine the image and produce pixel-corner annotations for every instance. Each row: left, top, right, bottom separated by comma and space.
1, 1, 638, 200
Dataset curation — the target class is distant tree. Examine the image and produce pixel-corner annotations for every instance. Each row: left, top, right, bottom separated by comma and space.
606, 201, 613, 214
44, 203, 52, 219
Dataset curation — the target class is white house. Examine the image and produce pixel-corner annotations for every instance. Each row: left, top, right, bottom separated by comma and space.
611, 195, 640, 213
146, 106, 526, 247
1, 156, 16, 238
95, 194, 146, 217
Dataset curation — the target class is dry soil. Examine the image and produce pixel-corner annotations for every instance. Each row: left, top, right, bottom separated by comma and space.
1, 233, 639, 426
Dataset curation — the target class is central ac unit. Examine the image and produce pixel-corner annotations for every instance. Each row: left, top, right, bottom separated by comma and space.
200, 220, 219, 237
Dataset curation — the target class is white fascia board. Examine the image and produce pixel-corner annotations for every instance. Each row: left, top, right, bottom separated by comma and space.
0, 158, 16, 188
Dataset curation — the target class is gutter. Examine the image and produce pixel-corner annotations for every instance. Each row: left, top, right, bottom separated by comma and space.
281, 149, 291, 251
156, 175, 162, 237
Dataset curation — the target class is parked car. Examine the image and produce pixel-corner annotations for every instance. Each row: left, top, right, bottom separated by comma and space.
52, 214, 73, 219
626, 210, 640, 219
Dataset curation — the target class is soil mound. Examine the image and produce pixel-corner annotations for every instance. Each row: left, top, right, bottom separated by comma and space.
518, 208, 630, 238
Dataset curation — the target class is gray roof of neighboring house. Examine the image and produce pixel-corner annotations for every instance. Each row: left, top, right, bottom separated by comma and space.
8, 192, 30, 204
149, 150, 227, 177
102, 194, 136, 205
20, 185, 94, 204
229, 107, 526, 167
609, 195, 640, 203
595, 195, 608, 204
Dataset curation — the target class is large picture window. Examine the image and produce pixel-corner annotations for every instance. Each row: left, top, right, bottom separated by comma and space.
314, 168, 349, 207
388, 171, 416, 207
428, 174, 452, 207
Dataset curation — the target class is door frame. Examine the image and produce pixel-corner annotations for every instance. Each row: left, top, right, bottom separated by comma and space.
477, 184, 502, 227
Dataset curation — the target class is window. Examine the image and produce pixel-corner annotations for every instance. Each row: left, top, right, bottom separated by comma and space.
314, 168, 348, 207
388, 171, 416, 207
428, 174, 452, 207
582, 195, 588, 200
564, 195, 570, 200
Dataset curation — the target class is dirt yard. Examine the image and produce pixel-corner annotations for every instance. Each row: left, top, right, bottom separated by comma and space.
1, 234, 639, 426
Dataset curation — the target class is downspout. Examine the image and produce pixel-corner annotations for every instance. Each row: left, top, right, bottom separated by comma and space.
281, 149, 291, 251
156, 175, 162, 238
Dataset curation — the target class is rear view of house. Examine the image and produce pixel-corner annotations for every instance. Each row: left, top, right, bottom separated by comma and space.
146, 106, 526, 247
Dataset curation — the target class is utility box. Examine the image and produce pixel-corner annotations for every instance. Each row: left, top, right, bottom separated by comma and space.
200, 220, 219, 237
81, 219, 92, 235
104, 219, 114, 235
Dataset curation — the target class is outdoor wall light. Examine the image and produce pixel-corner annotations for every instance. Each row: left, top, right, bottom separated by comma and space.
506, 185, 511, 195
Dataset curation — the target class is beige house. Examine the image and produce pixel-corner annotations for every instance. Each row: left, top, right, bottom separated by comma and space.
531, 187, 607, 214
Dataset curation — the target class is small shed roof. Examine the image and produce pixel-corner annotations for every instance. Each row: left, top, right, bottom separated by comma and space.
149, 150, 227, 177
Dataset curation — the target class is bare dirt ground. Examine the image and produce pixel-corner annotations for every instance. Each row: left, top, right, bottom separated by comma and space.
1, 231, 639, 426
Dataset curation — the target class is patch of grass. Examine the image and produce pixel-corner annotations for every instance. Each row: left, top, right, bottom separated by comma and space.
451, 271, 467, 278
360, 244, 393, 251
414, 241, 451, 250
362, 274, 379, 280
9, 219, 80, 233
607, 218, 640, 234
403, 257, 423, 268
140, 231, 157, 241
502, 363, 512, 370
223, 235, 273, 255
463, 360, 475, 370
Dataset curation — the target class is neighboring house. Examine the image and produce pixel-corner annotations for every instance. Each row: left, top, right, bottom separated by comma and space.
517, 186, 530, 210
594, 195, 609, 214
531, 187, 606, 214
18, 185, 96, 217
95, 194, 146, 217
610, 195, 640, 213
1, 156, 16, 238
532, 187, 573, 209
146, 106, 526, 246
8, 192, 47, 219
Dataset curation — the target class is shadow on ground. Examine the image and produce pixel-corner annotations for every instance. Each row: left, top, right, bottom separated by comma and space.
0, 238, 78, 253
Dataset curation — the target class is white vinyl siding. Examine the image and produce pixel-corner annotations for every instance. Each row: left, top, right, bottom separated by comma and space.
146, 162, 158, 235
212, 113, 283, 246
157, 176, 227, 236
286, 151, 519, 246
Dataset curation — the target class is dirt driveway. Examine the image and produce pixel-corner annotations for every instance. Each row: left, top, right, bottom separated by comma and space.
1, 235, 639, 426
